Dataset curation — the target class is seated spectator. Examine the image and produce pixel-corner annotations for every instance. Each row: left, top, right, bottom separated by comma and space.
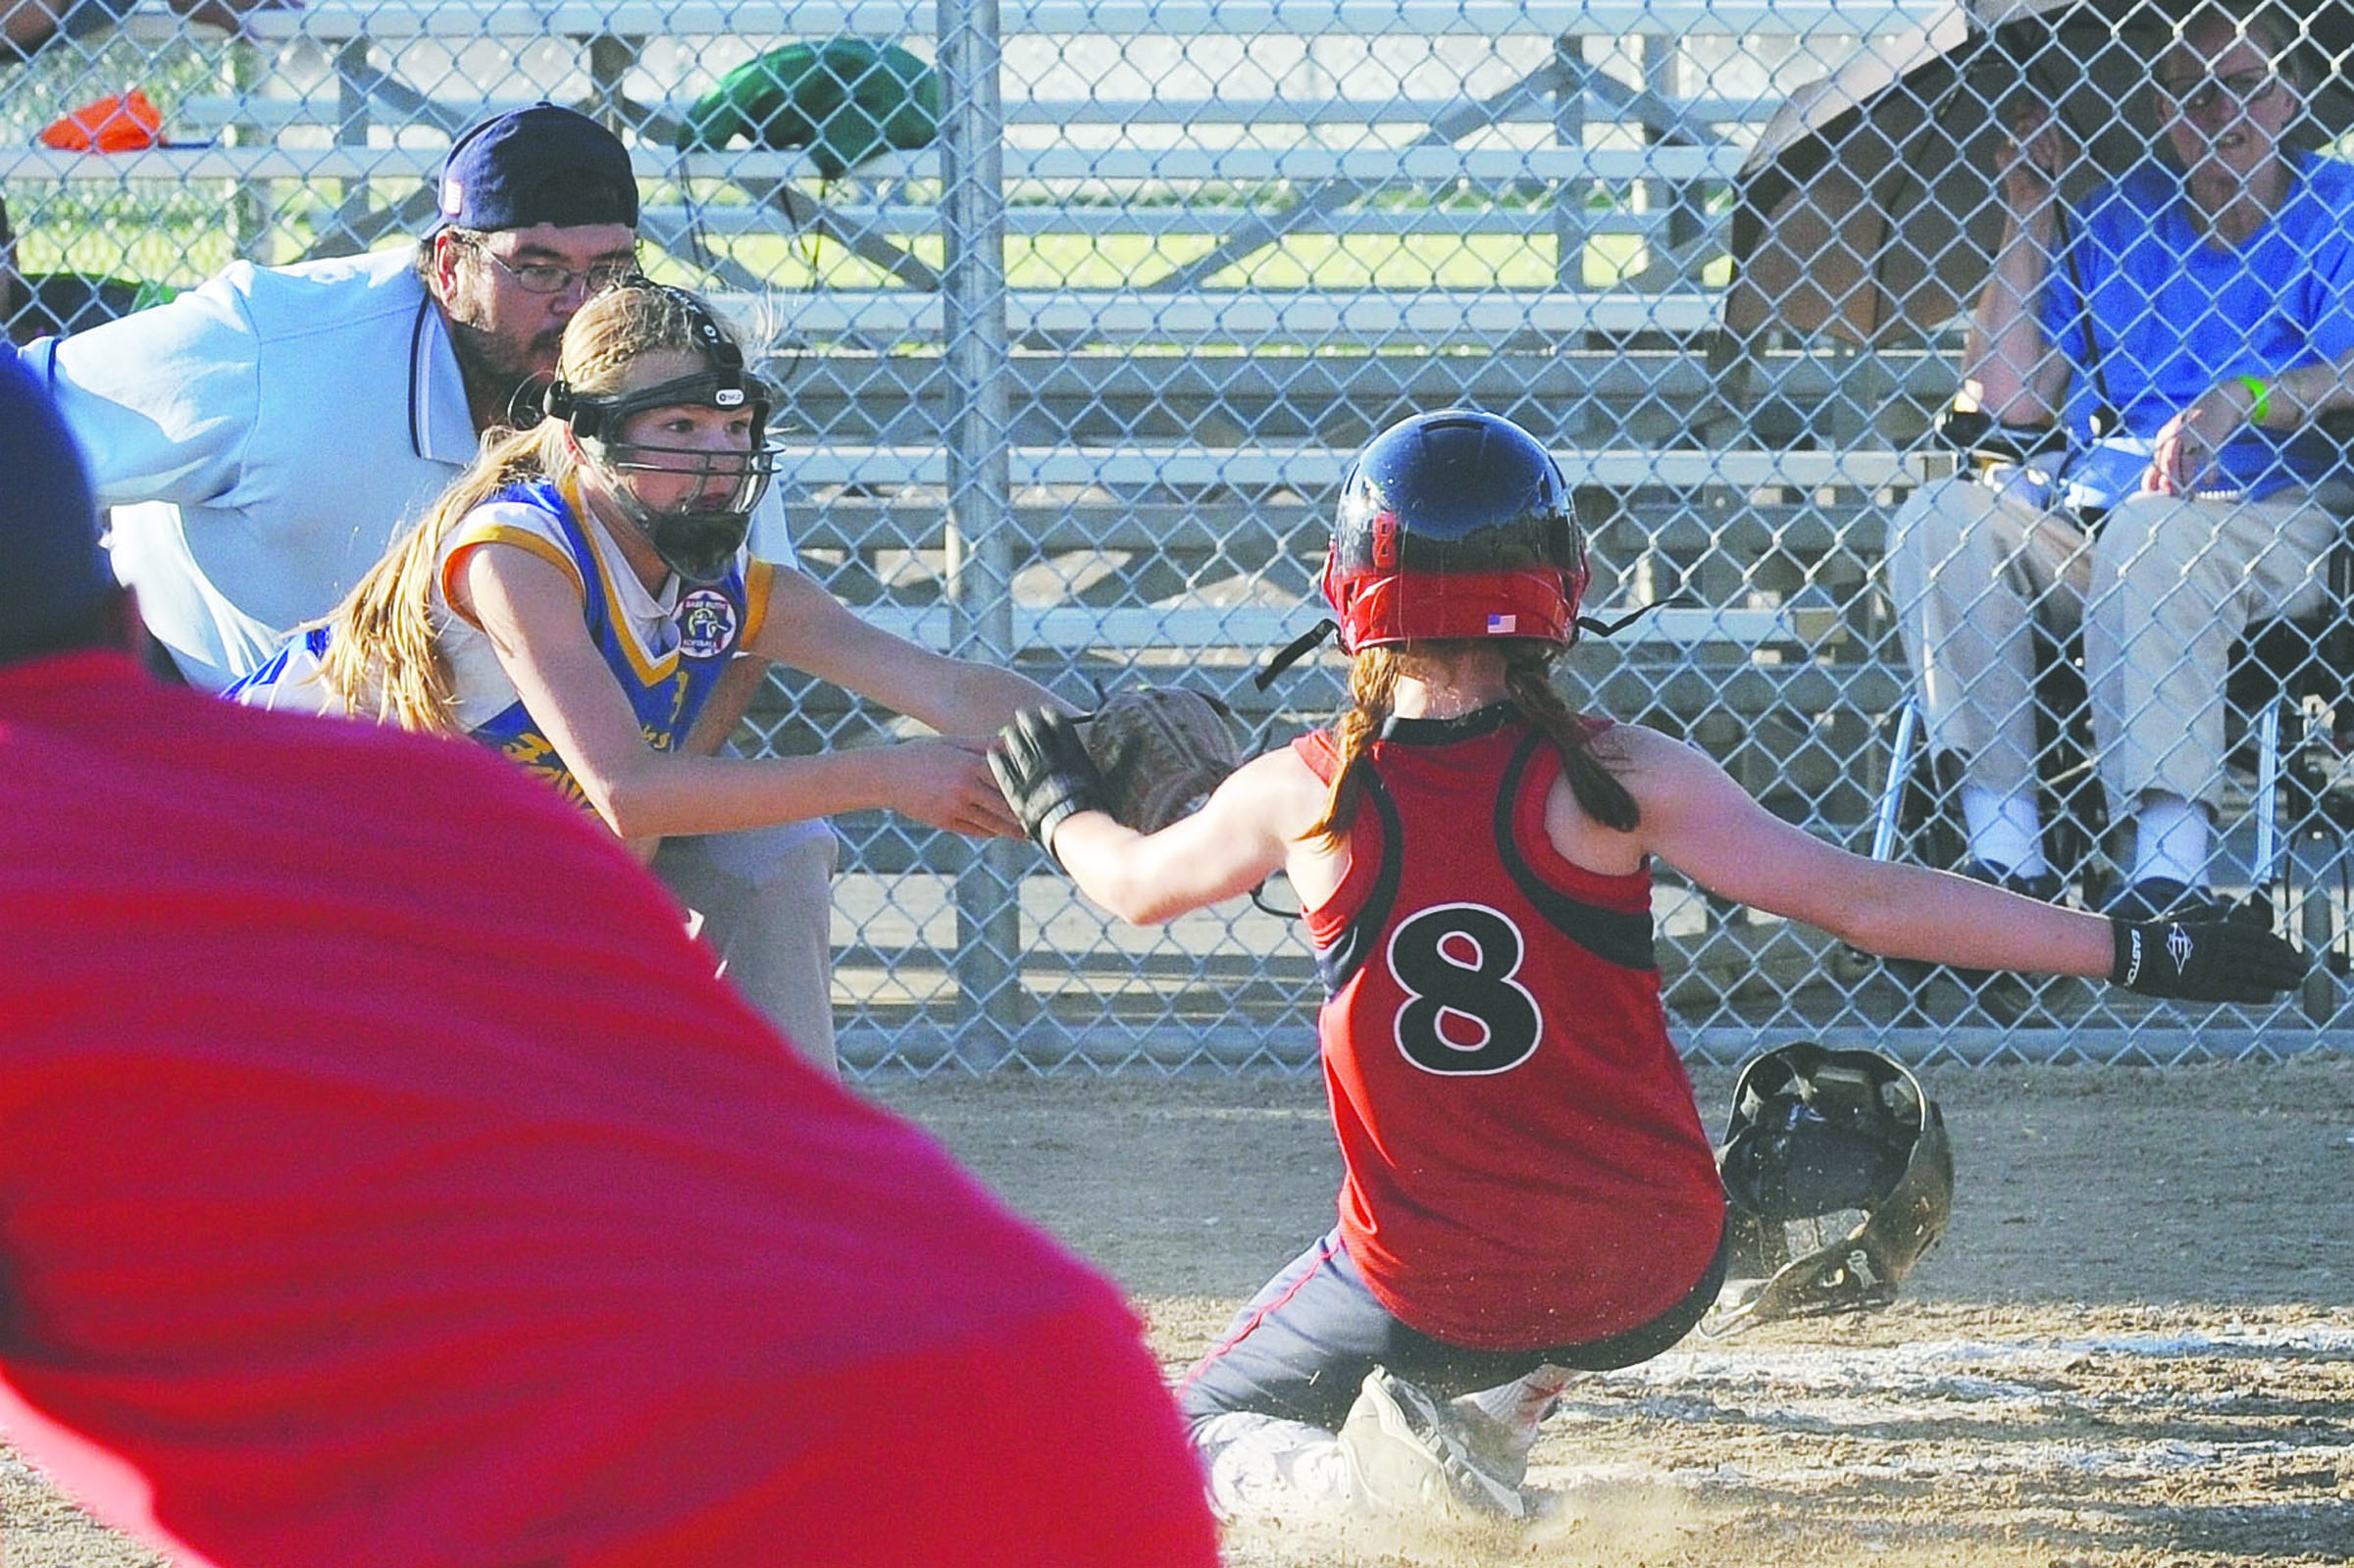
0, 347, 1219, 1568
1884, 0, 2354, 922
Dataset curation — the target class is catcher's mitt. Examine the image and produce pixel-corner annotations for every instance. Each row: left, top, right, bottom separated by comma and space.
1080, 686, 1245, 833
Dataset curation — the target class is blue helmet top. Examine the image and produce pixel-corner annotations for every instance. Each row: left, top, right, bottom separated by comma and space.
1320, 409, 1588, 650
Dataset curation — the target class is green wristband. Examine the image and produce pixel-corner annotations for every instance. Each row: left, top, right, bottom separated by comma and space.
2237, 374, 2273, 425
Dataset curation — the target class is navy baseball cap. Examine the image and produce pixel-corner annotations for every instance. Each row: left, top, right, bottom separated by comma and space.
0, 351, 113, 654
435, 104, 639, 233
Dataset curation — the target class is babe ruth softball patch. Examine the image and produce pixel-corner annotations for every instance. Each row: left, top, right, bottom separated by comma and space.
677, 588, 741, 659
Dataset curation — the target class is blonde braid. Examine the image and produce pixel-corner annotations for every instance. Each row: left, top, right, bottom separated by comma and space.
319, 423, 566, 733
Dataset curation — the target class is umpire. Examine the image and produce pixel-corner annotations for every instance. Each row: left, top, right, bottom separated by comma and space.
17, 104, 844, 1067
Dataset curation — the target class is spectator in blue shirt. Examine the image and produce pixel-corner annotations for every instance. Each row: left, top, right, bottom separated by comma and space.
1886, 0, 2354, 927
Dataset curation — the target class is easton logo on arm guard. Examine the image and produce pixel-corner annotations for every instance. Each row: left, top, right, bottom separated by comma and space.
2122, 922, 2195, 986
2107, 908, 2305, 1001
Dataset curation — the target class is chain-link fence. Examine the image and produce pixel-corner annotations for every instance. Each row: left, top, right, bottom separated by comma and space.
8, 0, 2352, 1070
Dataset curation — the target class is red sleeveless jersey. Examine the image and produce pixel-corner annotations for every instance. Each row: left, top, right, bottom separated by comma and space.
1295, 710, 1724, 1350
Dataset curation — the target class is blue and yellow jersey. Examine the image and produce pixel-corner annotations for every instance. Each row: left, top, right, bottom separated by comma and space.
438, 477, 773, 810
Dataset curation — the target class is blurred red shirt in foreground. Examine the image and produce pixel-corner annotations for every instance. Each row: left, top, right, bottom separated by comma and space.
0, 649, 1216, 1568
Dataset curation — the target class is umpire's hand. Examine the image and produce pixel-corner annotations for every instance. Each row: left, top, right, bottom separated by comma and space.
2108, 916, 2309, 1003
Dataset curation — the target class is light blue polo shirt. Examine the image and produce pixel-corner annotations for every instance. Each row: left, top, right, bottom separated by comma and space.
19, 250, 478, 689
2040, 150, 2354, 498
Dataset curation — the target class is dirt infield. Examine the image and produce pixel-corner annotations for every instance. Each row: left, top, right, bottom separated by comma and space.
5, 1056, 2352, 1566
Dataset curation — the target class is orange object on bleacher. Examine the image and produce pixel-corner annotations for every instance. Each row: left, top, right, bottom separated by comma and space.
37, 89, 165, 154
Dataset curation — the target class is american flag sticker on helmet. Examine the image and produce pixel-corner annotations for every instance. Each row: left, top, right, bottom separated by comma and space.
1487, 613, 1516, 634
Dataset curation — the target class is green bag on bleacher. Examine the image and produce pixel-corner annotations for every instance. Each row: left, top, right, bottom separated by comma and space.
676, 37, 939, 179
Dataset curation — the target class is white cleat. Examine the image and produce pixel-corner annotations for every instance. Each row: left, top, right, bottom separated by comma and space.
1336, 1367, 1532, 1522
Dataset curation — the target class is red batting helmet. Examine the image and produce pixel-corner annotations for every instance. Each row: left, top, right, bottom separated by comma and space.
1319, 409, 1589, 652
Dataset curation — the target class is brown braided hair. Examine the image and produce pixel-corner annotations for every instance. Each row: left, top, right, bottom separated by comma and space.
1304, 638, 1638, 847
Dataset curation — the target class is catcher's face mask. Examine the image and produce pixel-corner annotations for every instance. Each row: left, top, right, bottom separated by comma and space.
1704, 1042, 1954, 1334
544, 287, 781, 584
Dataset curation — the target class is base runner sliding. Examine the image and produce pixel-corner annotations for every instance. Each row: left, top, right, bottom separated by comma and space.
990, 408, 2308, 1526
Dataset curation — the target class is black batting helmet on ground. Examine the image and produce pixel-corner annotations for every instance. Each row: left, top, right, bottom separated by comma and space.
1706, 1041, 1955, 1333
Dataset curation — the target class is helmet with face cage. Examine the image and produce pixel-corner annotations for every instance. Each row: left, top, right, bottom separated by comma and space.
541, 280, 781, 583
1705, 1042, 1956, 1334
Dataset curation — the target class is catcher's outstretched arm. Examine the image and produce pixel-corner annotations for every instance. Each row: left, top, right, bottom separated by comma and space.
748, 567, 1073, 734
459, 545, 1023, 840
